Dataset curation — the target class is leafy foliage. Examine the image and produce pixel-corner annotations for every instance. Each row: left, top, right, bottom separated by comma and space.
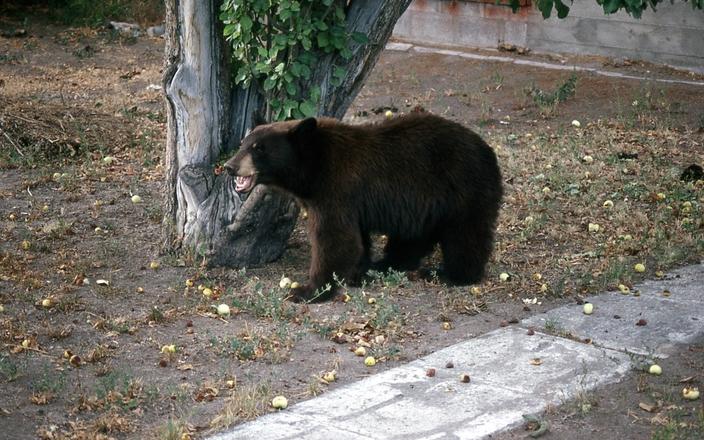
509, 0, 704, 19
219, 0, 368, 121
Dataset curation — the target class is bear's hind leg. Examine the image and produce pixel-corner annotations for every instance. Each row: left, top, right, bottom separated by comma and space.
440, 219, 494, 285
374, 236, 436, 273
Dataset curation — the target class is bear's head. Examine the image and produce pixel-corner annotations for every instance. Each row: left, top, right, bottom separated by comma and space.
224, 117, 318, 195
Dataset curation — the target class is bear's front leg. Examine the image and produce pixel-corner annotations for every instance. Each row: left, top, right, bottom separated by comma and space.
288, 215, 365, 303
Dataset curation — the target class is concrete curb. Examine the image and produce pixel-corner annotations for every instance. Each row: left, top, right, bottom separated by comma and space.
210, 262, 703, 440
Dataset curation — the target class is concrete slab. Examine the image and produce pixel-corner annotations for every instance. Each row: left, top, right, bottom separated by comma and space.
212, 328, 631, 440
210, 262, 704, 440
637, 263, 704, 306
521, 292, 704, 357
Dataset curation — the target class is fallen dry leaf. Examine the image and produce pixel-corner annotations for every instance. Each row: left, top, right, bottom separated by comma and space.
639, 402, 658, 412
529, 358, 543, 366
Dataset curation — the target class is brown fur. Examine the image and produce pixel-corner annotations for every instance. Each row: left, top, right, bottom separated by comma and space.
225, 113, 503, 302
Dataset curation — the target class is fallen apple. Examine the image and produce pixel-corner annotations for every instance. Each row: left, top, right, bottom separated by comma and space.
682, 387, 700, 400
149, 261, 160, 270
634, 263, 645, 273
499, 272, 510, 282
603, 200, 614, 208
21, 240, 30, 250
202, 288, 213, 298
583, 303, 594, 315
41, 298, 52, 308
367, 297, 377, 304
364, 356, 376, 367
571, 120, 581, 128
354, 346, 367, 357
323, 371, 336, 382
0, 304, 4, 313
161, 344, 176, 354
217, 304, 230, 317
618, 284, 630, 294
185, 279, 194, 287
588, 223, 600, 233
279, 277, 292, 289
442, 322, 452, 330
69, 354, 81, 367
131, 195, 142, 204
272, 395, 288, 409
470, 286, 481, 295
648, 364, 662, 375
290, 281, 300, 289
582, 155, 594, 163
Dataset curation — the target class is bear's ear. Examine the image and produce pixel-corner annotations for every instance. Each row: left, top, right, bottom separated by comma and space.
290, 117, 317, 143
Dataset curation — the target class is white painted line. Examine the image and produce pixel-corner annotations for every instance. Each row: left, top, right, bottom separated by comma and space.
389, 43, 704, 87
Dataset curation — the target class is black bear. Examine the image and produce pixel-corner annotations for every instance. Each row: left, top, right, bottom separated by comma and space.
225, 113, 502, 302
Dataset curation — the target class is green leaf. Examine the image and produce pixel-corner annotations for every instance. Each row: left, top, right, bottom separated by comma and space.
310, 86, 321, 102
263, 77, 277, 91
554, 0, 570, 18
537, 0, 554, 19
333, 66, 346, 80
299, 100, 317, 118
239, 15, 253, 32
223, 24, 237, 36
317, 33, 329, 48
290, 62, 302, 77
602, 0, 622, 14
351, 32, 369, 44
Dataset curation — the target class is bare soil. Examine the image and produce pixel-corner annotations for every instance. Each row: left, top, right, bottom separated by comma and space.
1, 9, 703, 440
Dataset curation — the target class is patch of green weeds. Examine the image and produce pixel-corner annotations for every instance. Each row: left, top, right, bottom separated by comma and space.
231, 281, 296, 322
0, 355, 22, 382
525, 73, 577, 114
31, 365, 66, 394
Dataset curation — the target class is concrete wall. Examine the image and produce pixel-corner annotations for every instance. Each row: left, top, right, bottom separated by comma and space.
393, 0, 704, 73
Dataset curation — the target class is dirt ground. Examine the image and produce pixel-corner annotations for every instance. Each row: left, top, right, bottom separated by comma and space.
1, 7, 703, 440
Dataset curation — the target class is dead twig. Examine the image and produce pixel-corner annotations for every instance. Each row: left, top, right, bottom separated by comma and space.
2, 130, 24, 157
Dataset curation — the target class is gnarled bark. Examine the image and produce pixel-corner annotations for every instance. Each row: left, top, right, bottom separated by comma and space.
162, 0, 412, 268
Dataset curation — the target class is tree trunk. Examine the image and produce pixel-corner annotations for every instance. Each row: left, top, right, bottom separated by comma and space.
162, 0, 412, 267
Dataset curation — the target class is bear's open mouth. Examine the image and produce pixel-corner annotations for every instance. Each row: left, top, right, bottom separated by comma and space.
235, 174, 256, 193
